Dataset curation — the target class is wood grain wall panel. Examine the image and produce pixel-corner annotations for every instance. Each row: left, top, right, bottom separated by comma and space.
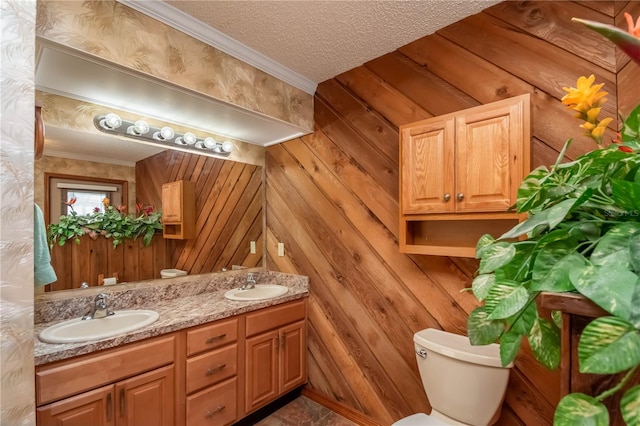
265, 2, 632, 424
136, 150, 263, 276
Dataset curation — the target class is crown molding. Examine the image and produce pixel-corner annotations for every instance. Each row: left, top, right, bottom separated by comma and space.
117, 0, 317, 95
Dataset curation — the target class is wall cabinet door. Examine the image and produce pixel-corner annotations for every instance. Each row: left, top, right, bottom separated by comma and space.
161, 180, 195, 239
161, 182, 182, 223
37, 366, 174, 426
400, 116, 455, 214
401, 95, 527, 215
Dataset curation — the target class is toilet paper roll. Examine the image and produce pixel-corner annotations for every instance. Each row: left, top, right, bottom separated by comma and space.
103, 277, 117, 286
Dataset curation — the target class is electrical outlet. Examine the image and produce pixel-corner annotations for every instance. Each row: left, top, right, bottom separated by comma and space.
250, 241, 256, 254
277, 242, 285, 257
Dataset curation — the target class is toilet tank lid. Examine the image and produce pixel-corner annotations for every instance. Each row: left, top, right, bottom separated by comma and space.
414, 328, 512, 368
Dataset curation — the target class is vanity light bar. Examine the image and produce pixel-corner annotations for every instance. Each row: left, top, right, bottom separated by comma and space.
93, 113, 233, 157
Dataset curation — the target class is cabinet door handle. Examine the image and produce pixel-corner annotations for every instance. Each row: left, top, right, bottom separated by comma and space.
457, 193, 464, 201
120, 388, 126, 416
205, 333, 226, 344
205, 405, 226, 418
443, 193, 451, 202
205, 364, 226, 375
106, 393, 113, 421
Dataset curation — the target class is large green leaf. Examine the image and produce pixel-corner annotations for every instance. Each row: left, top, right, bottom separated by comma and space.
621, 385, 640, 426
578, 316, 640, 374
478, 242, 516, 274
554, 393, 609, 426
476, 234, 496, 259
570, 263, 638, 320
530, 248, 585, 292
591, 223, 640, 270
499, 330, 522, 367
516, 165, 551, 212
508, 301, 537, 336
471, 274, 495, 301
467, 307, 505, 345
610, 179, 640, 213
500, 198, 578, 240
486, 281, 530, 320
529, 317, 560, 370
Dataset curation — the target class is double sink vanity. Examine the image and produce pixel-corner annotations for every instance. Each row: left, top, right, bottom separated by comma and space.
34, 270, 309, 426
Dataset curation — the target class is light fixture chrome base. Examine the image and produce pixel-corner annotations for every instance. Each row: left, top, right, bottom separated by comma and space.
93, 114, 233, 157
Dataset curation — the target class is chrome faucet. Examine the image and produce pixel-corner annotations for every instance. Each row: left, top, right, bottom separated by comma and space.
82, 293, 114, 320
241, 273, 257, 290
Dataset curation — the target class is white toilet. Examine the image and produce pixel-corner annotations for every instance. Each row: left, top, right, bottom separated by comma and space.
393, 328, 513, 426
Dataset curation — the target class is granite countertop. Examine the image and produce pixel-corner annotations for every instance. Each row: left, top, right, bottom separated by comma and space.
34, 270, 309, 365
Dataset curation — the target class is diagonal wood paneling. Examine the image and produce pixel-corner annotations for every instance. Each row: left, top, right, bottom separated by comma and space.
136, 150, 263, 276
266, 2, 638, 425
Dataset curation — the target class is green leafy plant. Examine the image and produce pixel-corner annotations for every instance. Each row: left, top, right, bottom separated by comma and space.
467, 14, 640, 426
47, 199, 163, 249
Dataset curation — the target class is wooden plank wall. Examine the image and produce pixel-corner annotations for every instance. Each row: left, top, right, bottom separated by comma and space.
136, 149, 264, 275
266, 2, 639, 425
48, 235, 167, 291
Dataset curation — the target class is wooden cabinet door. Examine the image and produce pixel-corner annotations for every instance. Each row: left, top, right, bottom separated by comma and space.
279, 320, 306, 394
115, 365, 175, 426
400, 116, 455, 214
245, 330, 279, 413
455, 96, 527, 213
161, 182, 182, 222
37, 384, 115, 426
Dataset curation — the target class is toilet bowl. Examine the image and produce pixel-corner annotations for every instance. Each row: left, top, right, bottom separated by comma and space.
392, 328, 512, 426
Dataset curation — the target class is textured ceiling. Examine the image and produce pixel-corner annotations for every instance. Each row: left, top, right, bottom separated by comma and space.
166, 0, 501, 83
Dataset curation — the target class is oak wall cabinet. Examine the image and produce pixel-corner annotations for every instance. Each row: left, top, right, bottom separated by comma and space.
162, 180, 195, 239
36, 335, 176, 426
399, 94, 531, 257
244, 299, 307, 414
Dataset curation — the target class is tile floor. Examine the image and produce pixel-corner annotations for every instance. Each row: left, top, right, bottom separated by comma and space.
254, 396, 358, 425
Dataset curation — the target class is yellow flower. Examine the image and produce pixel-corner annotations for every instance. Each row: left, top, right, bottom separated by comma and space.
561, 75, 611, 146
561, 75, 607, 113
103, 197, 110, 207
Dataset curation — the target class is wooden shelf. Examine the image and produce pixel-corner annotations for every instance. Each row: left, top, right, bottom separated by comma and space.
538, 292, 608, 318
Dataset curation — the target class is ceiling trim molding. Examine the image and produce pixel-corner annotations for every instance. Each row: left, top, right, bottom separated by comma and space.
117, 0, 317, 95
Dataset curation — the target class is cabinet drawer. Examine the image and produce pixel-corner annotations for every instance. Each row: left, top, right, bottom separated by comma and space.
36, 335, 175, 405
187, 317, 238, 356
245, 299, 306, 337
186, 377, 237, 426
186, 344, 237, 394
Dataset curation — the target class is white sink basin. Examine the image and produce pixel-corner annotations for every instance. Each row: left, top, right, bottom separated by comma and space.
39, 310, 159, 344
224, 284, 289, 301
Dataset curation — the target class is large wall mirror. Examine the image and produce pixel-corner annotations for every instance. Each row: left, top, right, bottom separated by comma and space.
35, 38, 269, 293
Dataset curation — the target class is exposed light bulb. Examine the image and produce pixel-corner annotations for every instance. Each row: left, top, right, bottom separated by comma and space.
102, 113, 122, 130
203, 137, 217, 149
183, 132, 197, 145
221, 141, 234, 153
153, 126, 175, 141
129, 120, 150, 135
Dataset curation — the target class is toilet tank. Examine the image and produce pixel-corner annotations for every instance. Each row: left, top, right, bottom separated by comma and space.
414, 329, 512, 426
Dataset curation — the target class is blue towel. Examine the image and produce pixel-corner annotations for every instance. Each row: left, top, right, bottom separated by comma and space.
34, 204, 57, 286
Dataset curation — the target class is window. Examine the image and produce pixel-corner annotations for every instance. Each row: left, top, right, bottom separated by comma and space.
46, 174, 128, 224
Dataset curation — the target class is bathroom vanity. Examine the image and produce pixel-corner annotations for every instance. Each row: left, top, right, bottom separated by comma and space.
34, 271, 309, 426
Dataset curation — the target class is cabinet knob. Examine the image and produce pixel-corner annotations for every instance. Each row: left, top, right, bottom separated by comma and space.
443, 193, 451, 202
457, 193, 464, 201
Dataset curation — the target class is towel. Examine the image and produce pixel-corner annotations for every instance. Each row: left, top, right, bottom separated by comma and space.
34, 204, 57, 286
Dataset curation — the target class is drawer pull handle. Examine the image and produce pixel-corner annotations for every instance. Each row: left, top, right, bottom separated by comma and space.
205, 334, 226, 344
206, 364, 226, 375
205, 405, 226, 418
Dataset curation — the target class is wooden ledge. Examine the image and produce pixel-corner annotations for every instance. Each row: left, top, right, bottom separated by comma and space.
538, 292, 608, 318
